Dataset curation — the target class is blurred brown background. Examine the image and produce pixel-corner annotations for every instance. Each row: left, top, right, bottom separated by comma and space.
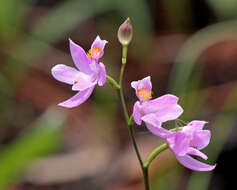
0, 0, 237, 190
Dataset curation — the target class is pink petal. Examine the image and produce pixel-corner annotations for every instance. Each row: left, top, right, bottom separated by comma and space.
131, 76, 152, 102
139, 76, 152, 90
131, 81, 138, 90
133, 101, 142, 125
187, 147, 208, 160
51, 64, 79, 85
142, 113, 173, 138
71, 72, 95, 91
143, 94, 180, 114
149, 94, 179, 107
72, 80, 96, 91
90, 36, 107, 62
97, 62, 106, 86
172, 131, 190, 156
192, 130, 211, 150
58, 86, 95, 108
131, 76, 152, 92
187, 120, 208, 130
155, 104, 183, 123
176, 155, 216, 171
69, 39, 92, 75
91, 36, 107, 52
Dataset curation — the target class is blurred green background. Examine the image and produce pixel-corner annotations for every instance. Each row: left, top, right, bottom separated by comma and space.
0, 0, 237, 190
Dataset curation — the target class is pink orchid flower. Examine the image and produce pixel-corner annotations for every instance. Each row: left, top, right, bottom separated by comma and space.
51, 36, 107, 108
166, 120, 216, 171
131, 76, 183, 137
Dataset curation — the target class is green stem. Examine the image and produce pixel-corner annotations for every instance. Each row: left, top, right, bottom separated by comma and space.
106, 75, 120, 89
143, 167, 150, 190
127, 122, 144, 171
128, 115, 134, 126
122, 45, 128, 65
119, 45, 147, 189
119, 46, 129, 123
144, 143, 169, 169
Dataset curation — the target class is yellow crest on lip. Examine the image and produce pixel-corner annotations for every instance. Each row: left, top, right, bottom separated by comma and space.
87, 48, 101, 59
137, 88, 152, 101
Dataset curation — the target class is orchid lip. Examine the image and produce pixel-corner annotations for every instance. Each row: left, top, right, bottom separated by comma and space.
87, 47, 102, 61
137, 87, 152, 102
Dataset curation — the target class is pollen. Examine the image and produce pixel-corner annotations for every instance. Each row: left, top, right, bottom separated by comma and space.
87, 48, 101, 59
137, 88, 152, 101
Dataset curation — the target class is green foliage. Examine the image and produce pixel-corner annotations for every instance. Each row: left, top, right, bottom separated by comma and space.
208, 0, 237, 18
0, 108, 64, 189
169, 20, 237, 95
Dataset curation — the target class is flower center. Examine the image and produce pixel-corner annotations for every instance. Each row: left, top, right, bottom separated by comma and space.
137, 88, 152, 102
87, 48, 101, 60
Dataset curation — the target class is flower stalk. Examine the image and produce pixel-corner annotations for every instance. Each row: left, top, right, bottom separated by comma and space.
118, 43, 150, 189
143, 143, 169, 169
119, 45, 143, 168
143, 167, 150, 190
119, 49, 129, 123
122, 45, 128, 65
106, 75, 120, 89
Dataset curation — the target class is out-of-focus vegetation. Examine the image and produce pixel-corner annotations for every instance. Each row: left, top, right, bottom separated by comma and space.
0, 0, 237, 190
0, 108, 64, 189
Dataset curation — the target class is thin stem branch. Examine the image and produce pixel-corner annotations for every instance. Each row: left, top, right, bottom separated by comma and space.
144, 143, 169, 169
170, 127, 183, 132
176, 118, 187, 125
106, 75, 120, 89
128, 115, 134, 126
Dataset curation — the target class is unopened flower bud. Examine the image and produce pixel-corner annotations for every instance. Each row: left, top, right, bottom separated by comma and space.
118, 18, 133, 46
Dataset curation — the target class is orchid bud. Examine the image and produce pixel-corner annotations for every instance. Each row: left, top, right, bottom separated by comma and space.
118, 18, 133, 46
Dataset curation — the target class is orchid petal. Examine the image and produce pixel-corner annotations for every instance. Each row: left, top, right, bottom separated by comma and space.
140, 76, 152, 90
90, 36, 107, 62
155, 105, 183, 123
133, 101, 142, 125
131, 81, 138, 90
69, 39, 92, 75
58, 86, 95, 108
171, 131, 190, 156
187, 147, 208, 160
142, 113, 174, 138
147, 94, 179, 108
131, 76, 152, 102
72, 79, 96, 91
139, 76, 152, 90
192, 130, 211, 150
51, 64, 79, 85
187, 120, 208, 130
70, 72, 95, 91
91, 36, 107, 52
143, 94, 180, 114
176, 155, 216, 171
97, 62, 106, 86
131, 76, 152, 92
